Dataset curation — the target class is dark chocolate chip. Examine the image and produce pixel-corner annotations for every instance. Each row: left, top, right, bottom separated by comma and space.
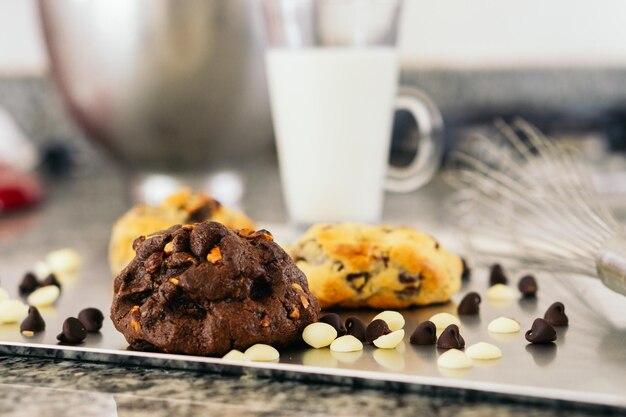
525, 318, 557, 344
436, 324, 465, 349
398, 272, 421, 283
544, 302, 568, 326
346, 272, 369, 290
457, 292, 481, 315
461, 258, 471, 281
346, 272, 369, 282
395, 287, 421, 298
20, 306, 45, 334
189, 222, 228, 258
320, 313, 346, 336
78, 308, 104, 332
366, 319, 391, 343
518, 275, 538, 298
345, 317, 366, 342
489, 263, 508, 286
42, 273, 61, 290
410, 321, 437, 345
57, 317, 87, 344
18, 272, 40, 295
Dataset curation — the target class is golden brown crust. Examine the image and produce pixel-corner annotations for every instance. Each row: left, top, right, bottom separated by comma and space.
109, 189, 255, 275
289, 223, 462, 309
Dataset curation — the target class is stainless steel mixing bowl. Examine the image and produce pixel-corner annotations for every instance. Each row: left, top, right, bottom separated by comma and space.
39, 0, 273, 171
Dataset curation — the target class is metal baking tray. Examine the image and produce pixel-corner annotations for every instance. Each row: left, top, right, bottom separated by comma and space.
0, 254, 625, 409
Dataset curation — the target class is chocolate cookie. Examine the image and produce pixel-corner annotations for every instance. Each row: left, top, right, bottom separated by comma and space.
111, 221, 320, 356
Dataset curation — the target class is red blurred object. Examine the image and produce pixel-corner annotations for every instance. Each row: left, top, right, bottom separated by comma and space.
0, 164, 43, 212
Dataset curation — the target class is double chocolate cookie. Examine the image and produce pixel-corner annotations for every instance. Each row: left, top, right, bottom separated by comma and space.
111, 221, 320, 356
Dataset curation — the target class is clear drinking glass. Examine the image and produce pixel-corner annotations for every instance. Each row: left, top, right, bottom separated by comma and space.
261, 0, 444, 229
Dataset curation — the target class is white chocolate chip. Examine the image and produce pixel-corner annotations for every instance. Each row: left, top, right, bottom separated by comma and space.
244, 344, 279, 362
27, 285, 60, 307
302, 322, 337, 349
46, 248, 81, 275
428, 312, 460, 330
21, 330, 35, 338
465, 342, 502, 360
330, 335, 363, 352
437, 348, 473, 369
372, 311, 405, 331
488, 317, 520, 334
0, 300, 29, 324
222, 350, 249, 361
0, 288, 8, 301
486, 284, 517, 301
373, 329, 405, 349
34, 261, 51, 280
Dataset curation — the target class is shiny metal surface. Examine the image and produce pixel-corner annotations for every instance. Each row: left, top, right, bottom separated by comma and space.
39, 0, 273, 170
0, 164, 624, 410
447, 120, 626, 298
0, 256, 625, 407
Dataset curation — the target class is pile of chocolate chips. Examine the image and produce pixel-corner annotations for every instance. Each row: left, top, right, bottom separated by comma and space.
467, 262, 569, 346
18, 272, 62, 296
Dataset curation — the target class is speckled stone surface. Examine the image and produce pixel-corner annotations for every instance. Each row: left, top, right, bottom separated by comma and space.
0, 355, 620, 417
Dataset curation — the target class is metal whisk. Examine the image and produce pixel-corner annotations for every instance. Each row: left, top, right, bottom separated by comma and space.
446, 118, 626, 297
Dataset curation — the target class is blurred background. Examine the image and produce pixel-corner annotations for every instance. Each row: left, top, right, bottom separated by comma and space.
2, 0, 626, 223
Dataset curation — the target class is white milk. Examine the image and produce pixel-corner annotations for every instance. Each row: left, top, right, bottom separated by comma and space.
265, 47, 398, 225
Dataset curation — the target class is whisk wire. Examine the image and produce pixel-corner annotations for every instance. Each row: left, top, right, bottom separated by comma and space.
447, 119, 620, 282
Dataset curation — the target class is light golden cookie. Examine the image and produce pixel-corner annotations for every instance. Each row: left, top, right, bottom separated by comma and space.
289, 223, 461, 309
108, 189, 254, 275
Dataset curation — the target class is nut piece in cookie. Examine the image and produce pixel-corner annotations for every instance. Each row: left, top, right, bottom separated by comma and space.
110, 221, 320, 356
289, 223, 462, 309
108, 189, 255, 275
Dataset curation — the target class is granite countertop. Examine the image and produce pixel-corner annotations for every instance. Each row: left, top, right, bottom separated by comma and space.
2, 353, 621, 417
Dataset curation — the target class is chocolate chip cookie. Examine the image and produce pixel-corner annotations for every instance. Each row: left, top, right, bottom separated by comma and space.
289, 223, 462, 309
111, 221, 320, 356
109, 189, 255, 275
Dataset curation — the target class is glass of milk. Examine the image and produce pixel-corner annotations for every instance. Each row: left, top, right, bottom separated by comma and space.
261, 0, 444, 228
